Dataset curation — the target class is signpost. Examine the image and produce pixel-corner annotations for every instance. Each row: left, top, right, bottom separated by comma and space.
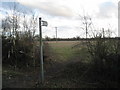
39, 18, 48, 84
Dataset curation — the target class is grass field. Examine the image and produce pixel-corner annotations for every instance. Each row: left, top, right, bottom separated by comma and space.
41, 41, 97, 88
45, 41, 90, 63
46, 41, 80, 61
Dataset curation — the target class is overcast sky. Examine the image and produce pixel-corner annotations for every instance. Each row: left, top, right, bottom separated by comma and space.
0, 0, 119, 38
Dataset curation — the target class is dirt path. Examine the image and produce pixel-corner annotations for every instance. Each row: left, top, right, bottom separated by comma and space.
41, 42, 86, 88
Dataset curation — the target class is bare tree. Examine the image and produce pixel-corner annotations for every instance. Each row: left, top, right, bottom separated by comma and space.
2, 17, 12, 36
2, 2, 26, 69
2, 2, 39, 69
79, 14, 92, 39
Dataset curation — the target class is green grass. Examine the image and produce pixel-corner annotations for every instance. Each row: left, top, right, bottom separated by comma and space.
47, 41, 81, 62
46, 41, 90, 63
42, 41, 96, 88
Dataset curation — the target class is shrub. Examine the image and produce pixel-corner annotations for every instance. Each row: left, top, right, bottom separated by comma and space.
2, 32, 34, 69
87, 36, 119, 82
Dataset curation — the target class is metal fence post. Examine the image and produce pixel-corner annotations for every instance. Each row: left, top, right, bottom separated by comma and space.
39, 17, 44, 84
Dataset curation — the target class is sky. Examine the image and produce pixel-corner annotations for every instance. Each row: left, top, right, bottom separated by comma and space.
0, 0, 119, 38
